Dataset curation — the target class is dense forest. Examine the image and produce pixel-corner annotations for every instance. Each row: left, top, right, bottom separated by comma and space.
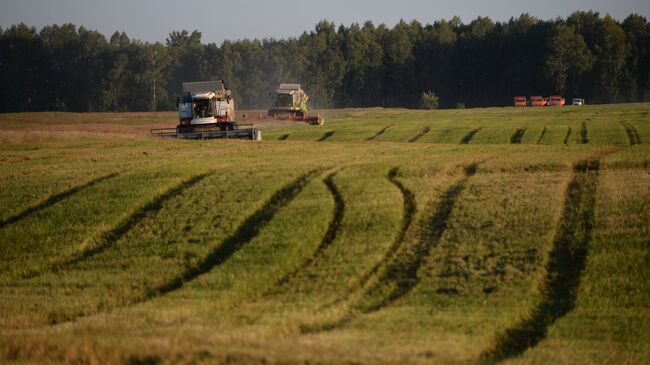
1, 11, 649, 112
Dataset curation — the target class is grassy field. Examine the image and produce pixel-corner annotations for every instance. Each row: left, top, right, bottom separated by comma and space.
0, 104, 648, 364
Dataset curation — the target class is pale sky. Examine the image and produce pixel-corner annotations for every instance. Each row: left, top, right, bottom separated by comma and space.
1, 0, 649, 44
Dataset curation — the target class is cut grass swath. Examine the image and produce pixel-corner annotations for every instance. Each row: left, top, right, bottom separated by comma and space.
408, 127, 430, 143
536, 127, 547, 144
365, 126, 391, 141
317, 131, 335, 142
0, 172, 120, 229
480, 159, 601, 363
302, 163, 478, 333
619, 121, 641, 145
510, 129, 526, 144
461, 128, 482, 144
270, 171, 345, 290
29, 172, 213, 279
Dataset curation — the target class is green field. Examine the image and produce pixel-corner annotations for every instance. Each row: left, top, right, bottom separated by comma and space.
0, 104, 649, 365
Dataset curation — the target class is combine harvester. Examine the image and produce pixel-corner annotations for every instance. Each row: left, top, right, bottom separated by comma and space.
150, 80, 261, 140
242, 84, 324, 125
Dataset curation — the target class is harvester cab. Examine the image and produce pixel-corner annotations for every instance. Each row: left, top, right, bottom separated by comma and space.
151, 80, 261, 140
177, 80, 235, 132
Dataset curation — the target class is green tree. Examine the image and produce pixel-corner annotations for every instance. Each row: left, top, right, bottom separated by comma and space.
544, 25, 594, 95
419, 90, 439, 109
303, 20, 346, 108
621, 14, 650, 101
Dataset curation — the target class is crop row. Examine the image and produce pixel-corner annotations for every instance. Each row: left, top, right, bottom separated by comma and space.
0, 155, 619, 363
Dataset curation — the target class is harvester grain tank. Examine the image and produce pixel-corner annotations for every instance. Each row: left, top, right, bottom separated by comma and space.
150, 80, 261, 140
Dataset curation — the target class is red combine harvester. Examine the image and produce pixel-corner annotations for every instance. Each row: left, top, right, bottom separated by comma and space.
514, 96, 527, 107
549, 95, 566, 106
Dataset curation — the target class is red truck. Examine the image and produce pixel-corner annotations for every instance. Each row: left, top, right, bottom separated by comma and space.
549, 95, 565, 106
514, 96, 527, 107
530, 96, 546, 107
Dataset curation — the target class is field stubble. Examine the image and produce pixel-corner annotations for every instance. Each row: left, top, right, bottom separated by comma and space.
0, 105, 648, 364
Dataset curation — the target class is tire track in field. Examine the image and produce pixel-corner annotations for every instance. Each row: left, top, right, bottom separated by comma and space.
580, 122, 589, 144
278, 134, 290, 141
271, 171, 345, 290
619, 121, 641, 145
480, 159, 601, 363
320, 167, 416, 309
144, 169, 320, 300
317, 131, 335, 142
0, 172, 120, 230
352, 167, 416, 295
563, 127, 572, 145
365, 125, 391, 141
536, 127, 547, 144
44, 169, 320, 327
302, 164, 478, 333
408, 127, 430, 143
23, 172, 212, 279
510, 129, 526, 144
460, 128, 482, 144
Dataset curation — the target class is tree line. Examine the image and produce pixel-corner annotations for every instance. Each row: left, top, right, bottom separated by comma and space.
0, 11, 648, 112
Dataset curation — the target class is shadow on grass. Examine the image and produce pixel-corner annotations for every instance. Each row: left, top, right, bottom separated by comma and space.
408, 127, 430, 143
460, 128, 482, 144
34, 172, 213, 279
270, 171, 345, 290
302, 163, 479, 333
317, 131, 335, 142
480, 160, 600, 364
365, 126, 391, 141
510, 128, 526, 144
148, 169, 320, 298
619, 121, 641, 145
0, 172, 120, 230
536, 127, 547, 144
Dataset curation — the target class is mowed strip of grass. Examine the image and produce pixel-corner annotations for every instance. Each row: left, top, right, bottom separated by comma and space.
13, 149, 598, 365
288, 161, 570, 363
249, 165, 406, 321
0, 167, 195, 282
0, 164, 313, 329
262, 103, 649, 146
120, 168, 336, 322
503, 167, 650, 365
0, 109, 648, 364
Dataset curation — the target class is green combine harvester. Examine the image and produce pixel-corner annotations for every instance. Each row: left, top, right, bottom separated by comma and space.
246, 84, 323, 125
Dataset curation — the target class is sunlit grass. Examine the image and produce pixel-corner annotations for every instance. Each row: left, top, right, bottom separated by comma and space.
0, 105, 648, 364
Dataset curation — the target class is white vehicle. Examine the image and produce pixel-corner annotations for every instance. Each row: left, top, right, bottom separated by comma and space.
178, 80, 235, 128
572, 98, 585, 106
150, 80, 261, 140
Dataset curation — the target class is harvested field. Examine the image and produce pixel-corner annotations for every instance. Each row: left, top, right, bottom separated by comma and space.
0, 104, 648, 364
